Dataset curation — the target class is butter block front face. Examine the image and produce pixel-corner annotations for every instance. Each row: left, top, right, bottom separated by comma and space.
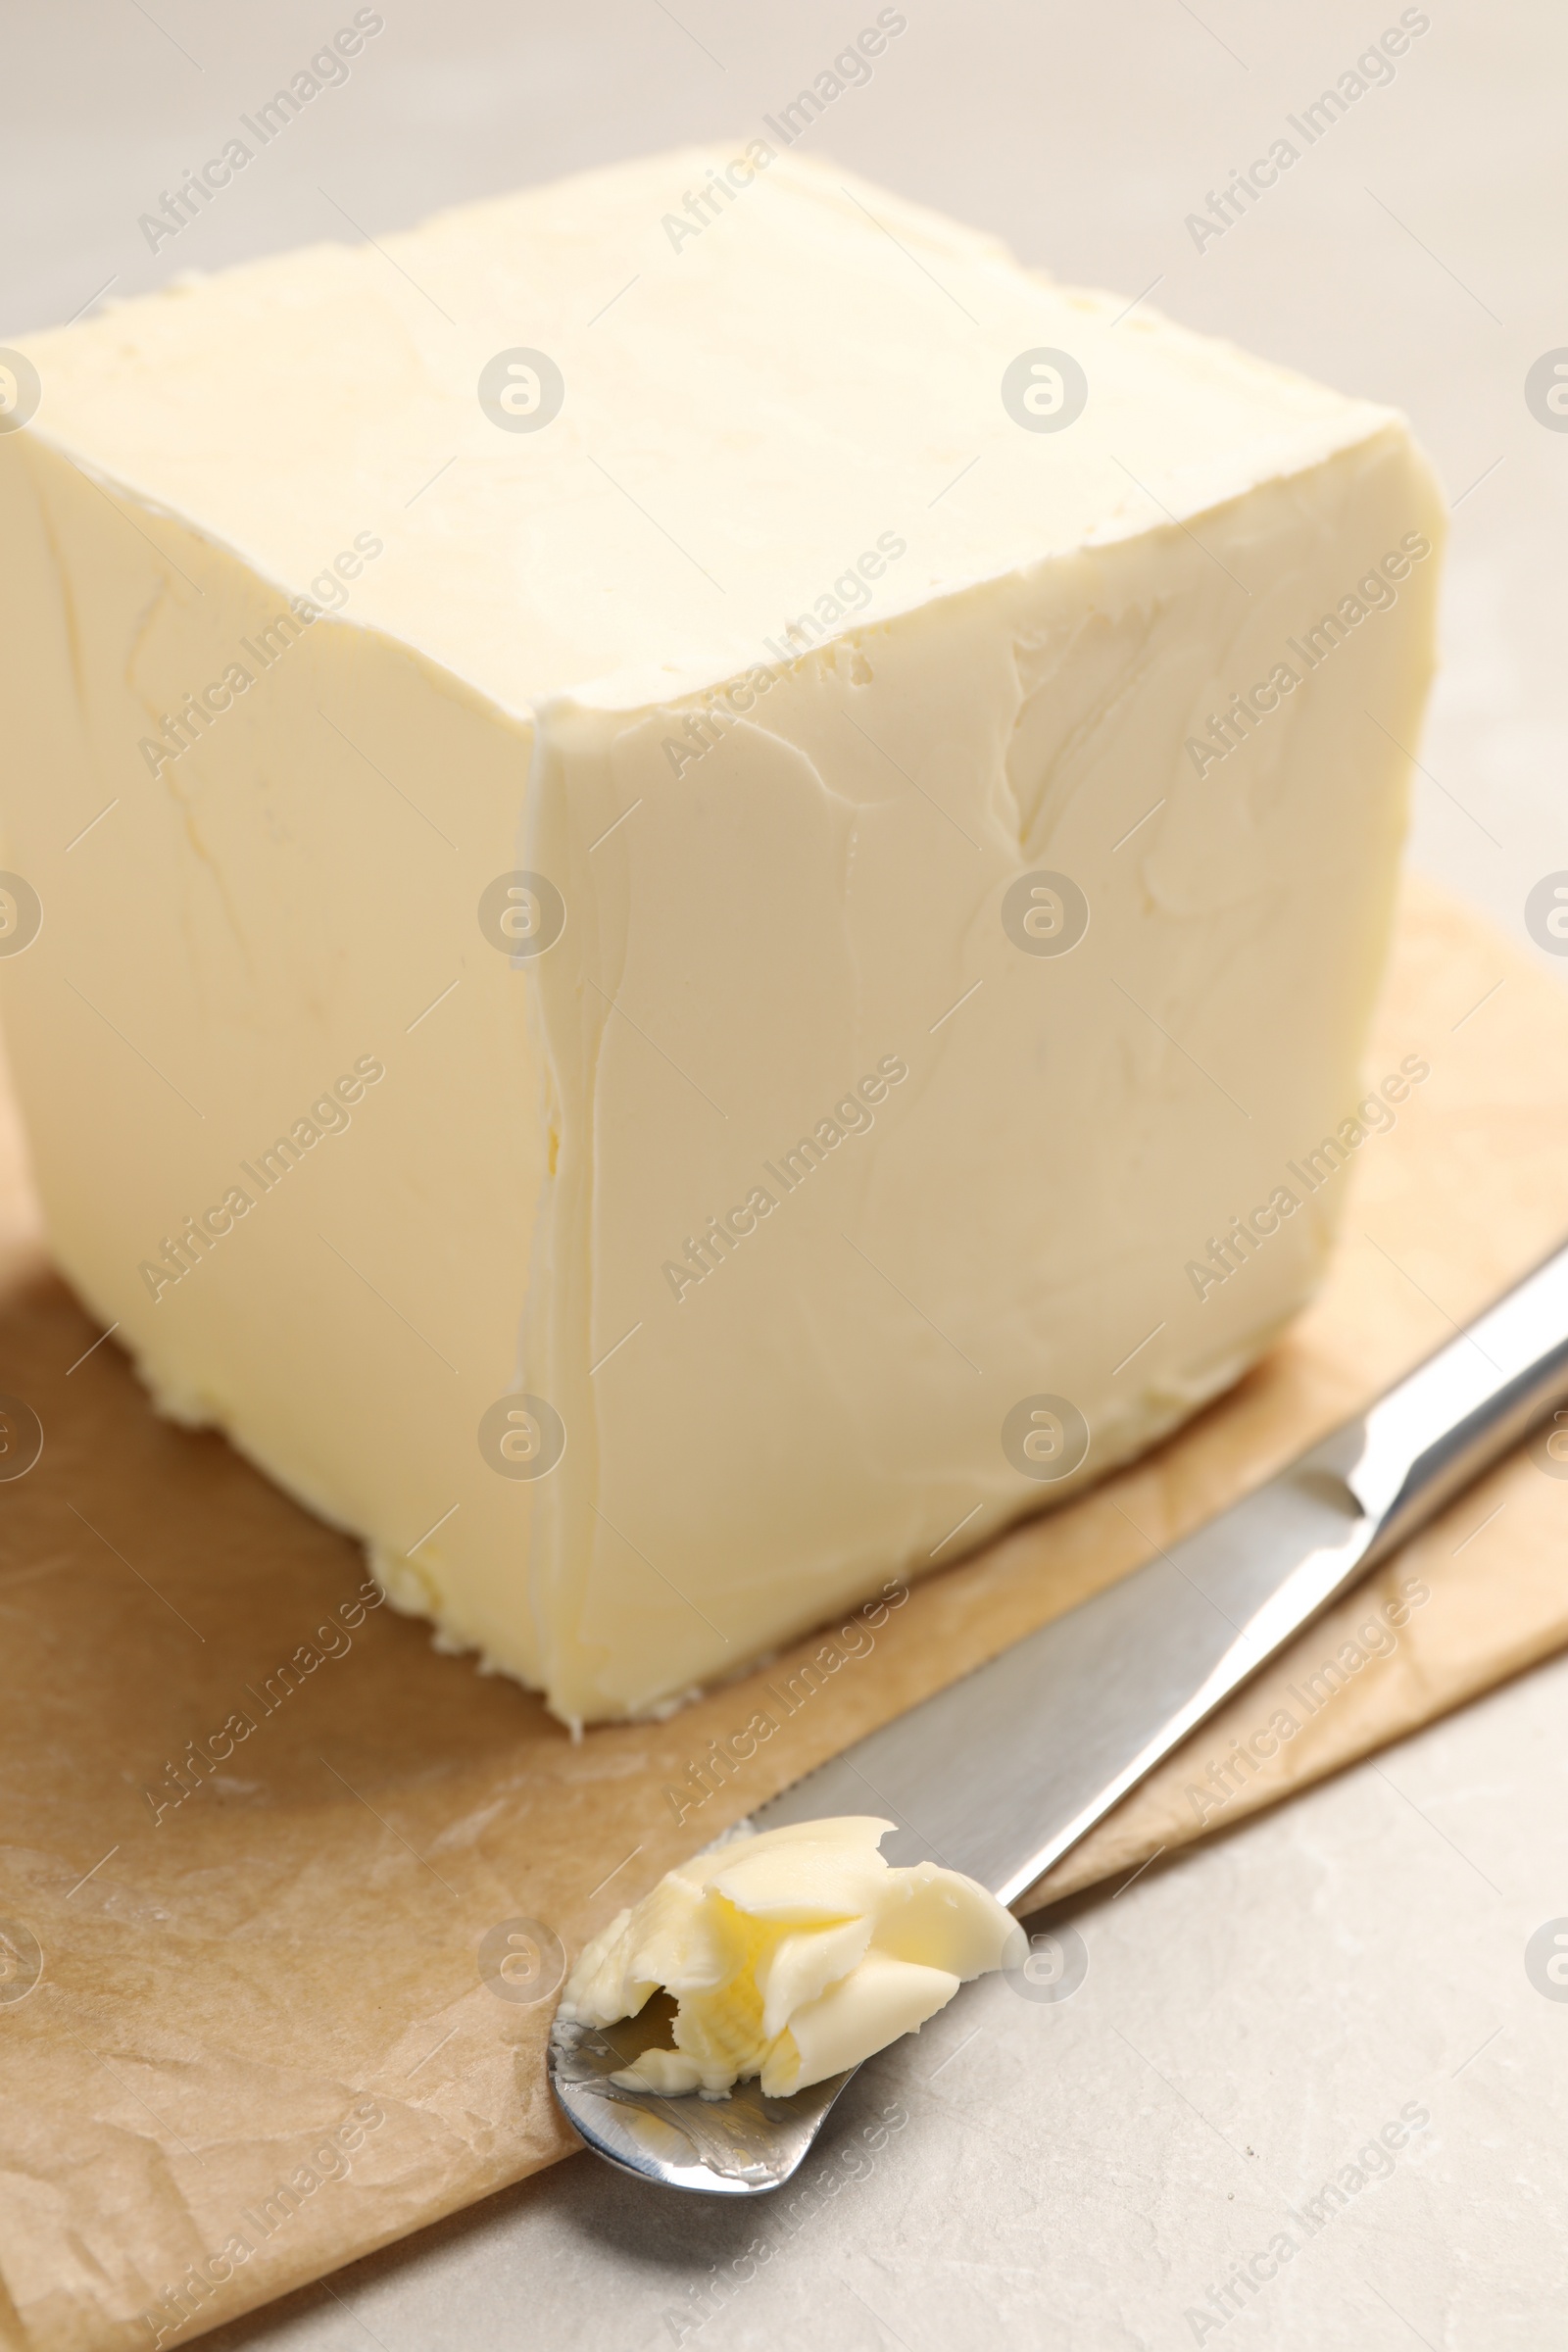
0, 151, 1443, 1723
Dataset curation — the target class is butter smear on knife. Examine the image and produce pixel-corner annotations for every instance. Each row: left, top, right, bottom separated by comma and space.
558, 1818, 1016, 2096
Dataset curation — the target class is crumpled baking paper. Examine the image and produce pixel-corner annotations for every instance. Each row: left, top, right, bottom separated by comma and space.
1, 873, 1566, 2351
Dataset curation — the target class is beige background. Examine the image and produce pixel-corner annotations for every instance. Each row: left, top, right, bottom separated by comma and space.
4, 3, 1568, 2348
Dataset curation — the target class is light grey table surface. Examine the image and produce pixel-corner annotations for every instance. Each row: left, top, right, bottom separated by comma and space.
7, 3, 1568, 2345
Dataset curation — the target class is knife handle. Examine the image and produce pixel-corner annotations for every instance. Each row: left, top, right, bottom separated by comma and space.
1327, 1239, 1568, 1557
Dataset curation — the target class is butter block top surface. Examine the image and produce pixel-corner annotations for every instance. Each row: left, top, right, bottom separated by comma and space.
19, 147, 1397, 714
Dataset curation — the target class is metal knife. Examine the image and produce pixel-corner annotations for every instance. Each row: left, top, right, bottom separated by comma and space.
551, 1236, 1568, 2190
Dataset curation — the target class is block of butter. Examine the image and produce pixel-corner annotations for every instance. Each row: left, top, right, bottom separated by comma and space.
0, 150, 1442, 1725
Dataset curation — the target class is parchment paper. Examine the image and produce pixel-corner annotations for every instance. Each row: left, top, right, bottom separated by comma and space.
2, 872, 1566, 2352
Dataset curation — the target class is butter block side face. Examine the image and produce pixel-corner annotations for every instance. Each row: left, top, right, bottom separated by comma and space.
0, 149, 1444, 1723
0, 443, 552, 1685
528, 426, 1442, 1722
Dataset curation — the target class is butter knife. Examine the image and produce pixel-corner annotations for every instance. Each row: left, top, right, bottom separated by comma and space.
550, 1236, 1568, 2190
